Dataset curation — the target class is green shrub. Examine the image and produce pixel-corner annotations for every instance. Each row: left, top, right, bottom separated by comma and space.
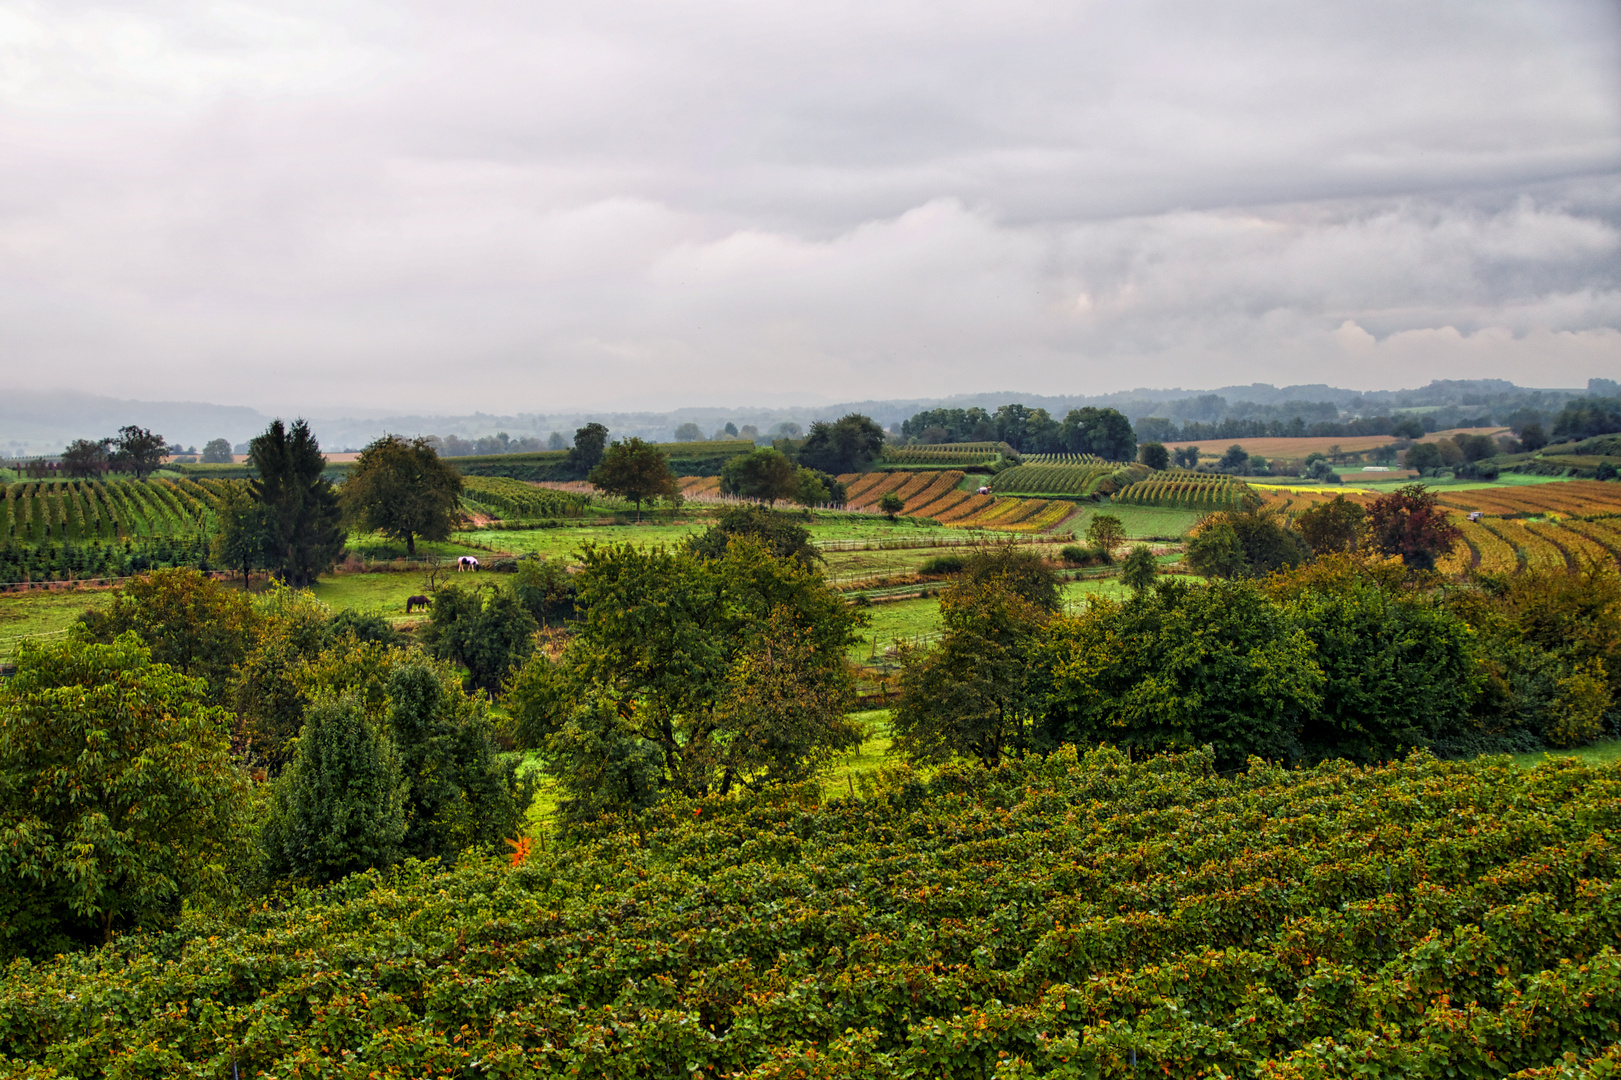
919, 553, 966, 575
258, 696, 407, 885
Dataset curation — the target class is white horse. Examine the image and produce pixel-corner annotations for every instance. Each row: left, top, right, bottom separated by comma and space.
458, 555, 480, 572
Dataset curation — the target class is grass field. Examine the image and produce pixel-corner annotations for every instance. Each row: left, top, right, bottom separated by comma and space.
0, 586, 110, 655
474, 513, 956, 561
1508, 738, 1621, 769
1062, 503, 1201, 539
1353, 471, 1583, 493
307, 571, 438, 622
345, 535, 500, 560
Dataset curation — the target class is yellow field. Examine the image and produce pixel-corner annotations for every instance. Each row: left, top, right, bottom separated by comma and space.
1174, 427, 1508, 460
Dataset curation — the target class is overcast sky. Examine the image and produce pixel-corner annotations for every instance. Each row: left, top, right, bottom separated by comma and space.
2, 0, 1618, 414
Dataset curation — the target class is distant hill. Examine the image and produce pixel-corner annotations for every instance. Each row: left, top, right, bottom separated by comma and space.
0, 379, 1605, 457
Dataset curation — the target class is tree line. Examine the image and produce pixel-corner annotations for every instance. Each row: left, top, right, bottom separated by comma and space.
901, 404, 1137, 459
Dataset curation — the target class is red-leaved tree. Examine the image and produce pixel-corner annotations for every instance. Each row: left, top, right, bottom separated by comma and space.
1366, 484, 1461, 571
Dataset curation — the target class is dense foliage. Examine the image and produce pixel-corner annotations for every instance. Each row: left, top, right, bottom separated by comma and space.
588, 437, 681, 518
340, 435, 464, 555
0, 633, 246, 958
2, 749, 1617, 1077
507, 539, 864, 819
249, 418, 345, 587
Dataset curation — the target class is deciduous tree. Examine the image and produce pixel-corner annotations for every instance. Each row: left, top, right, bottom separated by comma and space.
341, 435, 464, 555
568, 422, 610, 477
200, 438, 234, 464
1296, 494, 1366, 555
892, 577, 1050, 767
385, 663, 534, 861
61, 438, 110, 478
686, 504, 821, 565
798, 414, 886, 474
590, 437, 679, 520
960, 539, 1062, 611
1120, 544, 1158, 594
1058, 407, 1137, 460
1035, 578, 1324, 767
1366, 484, 1461, 571
0, 632, 247, 958
421, 585, 538, 695
258, 697, 407, 885
111, 425, 167, 478
211, 482, 275, 589
1138, 441, 1169, 470
720, 447, 799, 506
1186, 509, 1310, 579
1085, 514, 1125, 557
526, 539, 861, 819
77, 568, 260, 702
1265, 557, 1482, 762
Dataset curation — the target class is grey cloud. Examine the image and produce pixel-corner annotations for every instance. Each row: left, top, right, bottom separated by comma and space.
0, 0, 1616, 414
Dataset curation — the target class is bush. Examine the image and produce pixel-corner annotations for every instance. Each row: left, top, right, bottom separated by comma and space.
919, 553, 966, 575
1059, 544, 1091, 565
421, 585, 538, 695
1036, 578, 1323, 767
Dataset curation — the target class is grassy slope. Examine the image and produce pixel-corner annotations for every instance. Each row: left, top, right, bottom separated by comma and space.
1064, 503, 1201, 539
1508, 738, 1621, 770
0, 587, 111, 652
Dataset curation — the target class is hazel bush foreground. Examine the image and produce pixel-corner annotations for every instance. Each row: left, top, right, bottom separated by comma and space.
2, 746, 1618, 1078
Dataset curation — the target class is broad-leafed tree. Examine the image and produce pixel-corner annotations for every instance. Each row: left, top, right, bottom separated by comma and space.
341, 435, 464, 555
589, 437, 679, 520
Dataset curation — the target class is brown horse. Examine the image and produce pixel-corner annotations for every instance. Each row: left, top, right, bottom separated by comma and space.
406, 595, 430, 613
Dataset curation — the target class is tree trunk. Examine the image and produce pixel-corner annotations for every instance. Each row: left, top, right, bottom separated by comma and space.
406, 531, 416, 556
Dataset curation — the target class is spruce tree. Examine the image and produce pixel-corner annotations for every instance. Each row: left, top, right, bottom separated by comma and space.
249, 419, 344, 586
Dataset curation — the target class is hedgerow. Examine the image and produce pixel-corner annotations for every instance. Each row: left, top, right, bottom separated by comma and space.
2, 747, 1617, 1078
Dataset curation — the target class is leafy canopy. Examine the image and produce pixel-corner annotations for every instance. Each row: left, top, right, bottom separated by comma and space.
589, 437, 679, 519
892, 575, 1052, 767
77, 567, 260, 703
341, 434, 464, 555
0, 632, 247, 957
1035, 578, 1325, 768
797, 413, 886, 475
513, 538, 862, 820
1366, 483, 1461, 571
719, 446, 798, 506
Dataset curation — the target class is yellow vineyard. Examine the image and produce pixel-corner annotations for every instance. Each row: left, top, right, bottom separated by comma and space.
1257, 481, 1621, 575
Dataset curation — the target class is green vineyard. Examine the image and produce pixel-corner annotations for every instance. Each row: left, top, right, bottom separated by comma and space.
988, 462, 1150, 496
0, 477, 228, 585
882, 442, 1008, 467
0, 477, 224, 543
458, 476, 591, 520
4, 747, 1617, 1077
1021, 453, 1110, 465
0, 474, 594, 585
1112, 469, 1257, 511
